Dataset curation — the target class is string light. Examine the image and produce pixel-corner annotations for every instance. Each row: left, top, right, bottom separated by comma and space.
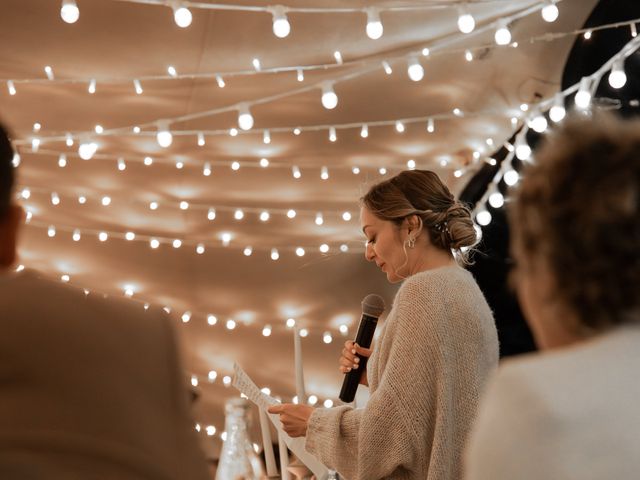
541, 0, 559, 22
234, 209, 245, 220
98, 232, 108, 242
144, 156, 153, 166
382, 61, 392, 75
495, 20, 512, 45
262, 325, 272, 337
78, 142, 97, 160
323, 332, 333, 344
271, 5, 290, 38
196, 244, 205, 254
503, 169, 520, 186
329, 127, 337, 142
395, 121, 405, 133
65, 133, 74, 146
528, 114, 548, 133
315, 213, 324, 226
231, 161, 240, 170
72, 229, 81, 241
271, 248, 280, 261
47, 226, 56, 237
407, 159, 416, 169
203, 162, 211, 176
101, 196, 111, 206
197, 132, 205, 146
286, 209, 297, 219
549, 94, 566, 123
574, 77, 592, 109
407, 57, 424, 82
149, 201, 158, 210
292, 166, 301, 179
125, 232, 135, 241
238, 104, 254, 131
476, 209, 492, 226
465, 49, 473, 62
286, 318, 296, 328
133, 79, 143, 94
229, 128, 238, 137
207, 316, 217, 326
352, 166, 360, 175
226, 319, 236, 330
88, 79, 96, 94
260, 211, 270, 222
488, 191, 504, 208
167, 65, 178, 77
427, 118, 435, 133
584, 30, 592, 40
172, 4, 193, 28
321, 83, 338, 109
457, 7, 475, 34
608, 57, 627, 89
7, 81, 16, 96
94, 124, 104, 134
221, 232, 232, 246
320, 166, 329, 180
263, 130, 271, 144
252, 58, 261, 71
208, 208, 216, 220
51, 193, 60, 205
334, 51, 343, 64
342, 212, 352, 221
365, 7, 383, 40
60, 0, 80, 24
296, 247, 305, 257
216, 75, 225, 88
150, 238, 160, 249
323, 399, 334, 408
515, 138, 531, 160
360, 124, 368, 138
156, 122, 173, 147
243, 246, 253, 256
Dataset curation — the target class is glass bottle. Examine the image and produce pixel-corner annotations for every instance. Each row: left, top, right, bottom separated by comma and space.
215, 397, 264, 480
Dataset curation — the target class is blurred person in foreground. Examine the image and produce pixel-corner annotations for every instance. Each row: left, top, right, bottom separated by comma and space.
0, 122, 209, 479
270, 169, 499, 480
465, 114, 640, 479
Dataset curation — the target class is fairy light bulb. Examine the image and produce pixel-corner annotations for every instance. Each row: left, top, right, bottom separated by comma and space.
515, 138, 531, 160
339, 324, 349, 335
234, 209, 244, 220
125, 232, 135, 241
476, 209, 492, 226
149, 238, 160, 249
262, 325, 272, 337
98, 232, 108, 242
78, 142, 97, 160
340, 244, 349, 253
203, 162, 211, 176
149, 201, 158, 211
319, 244, 329, 253
101, 196, 111, 206
549, 94, 566, 122
252, 58, 261, 71
221, 232, 232, 246
72, 229, 81, 242
7, 81, 16, 96
286, 318, 296, 328
457, 8, 475, 34
342, 212, 352, 221
504, 169, 520, 186
293, 128, 301, 135
60, 0, 80, 24
427, 118, 435, 133
21, 188, 30, 199
541, 1, 559, 22
243, 246, 253, 256
495, 21, 512, 45
231, 161, 240, 170
260, 158, 269, 168
31, 138, 40, 152
334, 51, 343, 64
321, 83, 338, 109
260, 211, 270, 222
263, 130, 271, 144
320, 166, 329, 180
133, 79, 143, 94
271, 6, 290, 38
324, 399, 333, 408
407, 57, 424, 81
197, 132, 205, 146
608, 58, 627, 89
574, 77, 592, 109
292, 166, 301, 179
329, 127, 337, 142
51, 193, 60, 205
287, 209, 297, 219
379, 167, 387, 175
48, 226, 56, 237
528, 114, 548, 133
196, 244, 205, 254
395, 121, 405, 133
238, 104, 254, 130
323, 332, 333, 344
315, 213, 324, 226
365, 8, 383, 40
144, 156, 153, 166
88, 79, 96, 94
207, 316, 217, 326
216, 75, 225, 88
207, 208, 216, 220
181, 311, 191, 323
296, 247, 305, 257
296, 68, 304, 82
173, 4, 192, 28
382, 61, 392, 75
271, 248, 280, 261
229, 128, 238, 137
407, 159, 416, 169
352, 166, 360, 174
156, 122, 173, 147
360, 124, 369, 138
489, 192, 504, 209
465, 50, 473, 62
78, 196, 86, 204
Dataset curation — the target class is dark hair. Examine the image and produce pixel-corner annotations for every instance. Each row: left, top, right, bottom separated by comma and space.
510, 114, 640, 331
0, 123, 15, 218
362, 170, 477, 260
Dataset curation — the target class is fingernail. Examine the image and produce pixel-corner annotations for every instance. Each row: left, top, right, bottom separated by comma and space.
353, 364, 359, 369
354, 357, 359, 363
351, 349, 356, 354
346, 368, 351, 372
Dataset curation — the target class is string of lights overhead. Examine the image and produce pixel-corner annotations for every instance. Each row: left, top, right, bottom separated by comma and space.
471, 30, 640, 228
58, 0, 562, 41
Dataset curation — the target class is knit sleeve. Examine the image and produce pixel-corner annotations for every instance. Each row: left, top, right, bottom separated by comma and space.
305, 277, 444, 480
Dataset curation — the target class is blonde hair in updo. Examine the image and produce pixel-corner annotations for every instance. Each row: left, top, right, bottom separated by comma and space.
362, 170, 478, 262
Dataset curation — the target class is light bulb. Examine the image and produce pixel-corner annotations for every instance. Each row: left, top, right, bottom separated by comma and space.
342, 212, 352, 221
196, 244, 205, 254
297, 69, 304, 82
319, 244, 329, 253
457, 9, 475, 34
407, 57, 424, 82
197, 132, 205, 146
407, 159, 416, 169
315, 213, 324, 226
271, 249, 280, 261
528, 114, 548, 133
608, 58, 627, 89
271, 6, 290, 38
323, 332, 333, 344
504, 169, 520, 186
7, 81, 16, 96
133, 79, 143, 94
216, 75, 225, 88
515, 140, 531, 160
98, 232, 108, 242
234, 209, 244, 220
101, 196, 111, 206
574, 77, 592, 109
125, 232, 135, 241
207, 316, 217, 326
321, 83, 338, 109
427, 118, 435, 133
334, 51, 343, 64
263, 130, 271, 144
260, 158, 269, 168
88, 79, 96, 94
78, 142, 97, 160
292, 166, 301, 179
352, 166, 360, 174
60, 0, 80, 24
262, 325, 272, 337
321, 166, 329, 180
329, 127, 337, 142
382, 61, 392, 75
167, 65, 177, 77
489, 192, 504, 208
360, 124, 368, 138
365, 8, 383, 39
465, 50, 473, 62
243, 246, 252, 256
395, 121, 405, 133
207, 208, 216, 220
324, 399, 333, 408
238, 104, 254, 130
260, 211, 270, 222
476, 209, 492, 226
296, 247, 305, 257
252, 58, 261, 71
287, 209, 297, 218
495, 21, 512, 45
156, 122, 173, 147
72, 229, 81, 241
549, 94, 566, 123
173, 5, 192, 28
541, 1, 559, 22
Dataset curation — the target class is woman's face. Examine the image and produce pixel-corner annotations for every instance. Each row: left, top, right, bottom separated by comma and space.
360, 207, 407, 283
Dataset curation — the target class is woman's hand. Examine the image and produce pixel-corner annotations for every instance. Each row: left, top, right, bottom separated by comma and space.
339, 340, 372, 387
267, 404, 314, 437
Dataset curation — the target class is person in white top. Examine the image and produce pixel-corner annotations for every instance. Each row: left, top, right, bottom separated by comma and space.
464, 114, 640, 480
269, 170, 499, 480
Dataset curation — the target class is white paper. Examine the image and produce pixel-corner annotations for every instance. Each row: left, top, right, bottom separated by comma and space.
232, 363, 329, 480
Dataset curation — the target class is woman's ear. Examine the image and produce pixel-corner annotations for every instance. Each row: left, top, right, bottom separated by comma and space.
406, 214, 422, 236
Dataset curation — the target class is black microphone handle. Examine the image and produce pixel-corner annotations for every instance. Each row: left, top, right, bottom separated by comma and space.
339, 314, 379, 403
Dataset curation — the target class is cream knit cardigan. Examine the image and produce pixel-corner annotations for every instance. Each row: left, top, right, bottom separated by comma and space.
305, 265, 499, 480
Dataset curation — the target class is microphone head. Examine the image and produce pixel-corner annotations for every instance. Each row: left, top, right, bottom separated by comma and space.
361, 294, 385, 318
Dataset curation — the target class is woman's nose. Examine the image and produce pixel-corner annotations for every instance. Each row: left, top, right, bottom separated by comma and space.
365, 243, 375, 262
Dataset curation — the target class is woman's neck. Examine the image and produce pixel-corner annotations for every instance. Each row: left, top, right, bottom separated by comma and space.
409, 247, 456, 275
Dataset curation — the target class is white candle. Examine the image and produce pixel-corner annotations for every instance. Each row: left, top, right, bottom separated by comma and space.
259, 408, 278, 476
278, 429, 291, 480
293, 327, 307, 404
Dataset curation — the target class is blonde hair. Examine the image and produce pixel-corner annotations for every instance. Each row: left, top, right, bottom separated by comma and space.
362, 170, 477, 262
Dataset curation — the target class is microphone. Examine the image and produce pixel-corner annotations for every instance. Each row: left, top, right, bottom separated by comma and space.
339, 294, 386, 403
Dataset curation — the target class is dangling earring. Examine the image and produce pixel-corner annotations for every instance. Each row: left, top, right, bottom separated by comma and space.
407, 236, 416, 249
